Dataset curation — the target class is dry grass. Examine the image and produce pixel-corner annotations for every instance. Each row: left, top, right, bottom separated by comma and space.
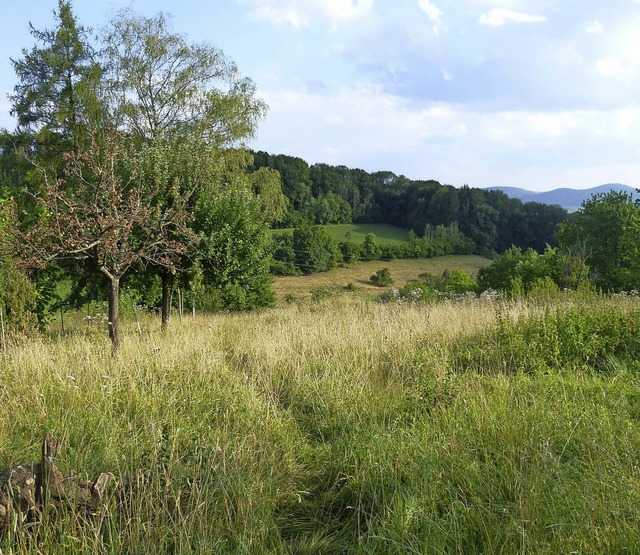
272, 255, 491, 299
1, 294, 640, 553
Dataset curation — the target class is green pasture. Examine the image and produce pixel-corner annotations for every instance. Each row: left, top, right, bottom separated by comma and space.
272, 223, 410, 244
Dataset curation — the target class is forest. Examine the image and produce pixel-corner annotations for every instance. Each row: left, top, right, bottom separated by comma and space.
251, 151, 569, 255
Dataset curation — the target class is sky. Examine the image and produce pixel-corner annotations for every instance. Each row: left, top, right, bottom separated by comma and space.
1, 0, 639, 191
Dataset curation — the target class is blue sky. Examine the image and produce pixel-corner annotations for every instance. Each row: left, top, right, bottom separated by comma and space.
1, 0, 639, 191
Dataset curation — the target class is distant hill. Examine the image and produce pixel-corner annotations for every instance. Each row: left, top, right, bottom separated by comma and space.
484, 184, 639, 211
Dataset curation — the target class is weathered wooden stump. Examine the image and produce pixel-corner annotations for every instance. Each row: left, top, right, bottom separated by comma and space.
0, 433, 111, 531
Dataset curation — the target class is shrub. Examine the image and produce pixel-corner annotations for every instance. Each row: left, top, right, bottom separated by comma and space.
443, 269, 478, 295
362, 233, 382, 261
0, 256, 37, 336
293, 224, 341, 273
370, 268, 394, 286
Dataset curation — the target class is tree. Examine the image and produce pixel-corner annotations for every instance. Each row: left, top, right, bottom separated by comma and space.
293, 225, 340, 273
0, 201, 36, 337
362, 233, 382, 261
194, 186, 275, 311
556, 191, 640, 291
7, 2, 102, 324
10, 0, 99, 152
14, 129, 193, 352
100, 10, 267, 329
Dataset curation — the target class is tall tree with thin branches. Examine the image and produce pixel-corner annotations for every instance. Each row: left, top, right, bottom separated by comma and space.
100, 10, 267, 330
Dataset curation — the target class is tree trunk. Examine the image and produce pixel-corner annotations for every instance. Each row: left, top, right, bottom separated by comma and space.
161, 270, 174, 332
108, 276, 120, 353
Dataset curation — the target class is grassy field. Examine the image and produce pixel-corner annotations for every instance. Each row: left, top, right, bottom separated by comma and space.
272, 255, 491, 299
2, 292, 640, 553
272, 223, 410, 245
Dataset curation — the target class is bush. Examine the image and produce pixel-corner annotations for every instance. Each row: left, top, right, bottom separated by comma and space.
362, 233, 382, 261
452, 301, 640, 374
443, 269, 478, 295
339, 241, 361, 266
370, 268, 394, 286
196, 188, 275, 311
293, 224, 341, 273
0, 256, 37, 336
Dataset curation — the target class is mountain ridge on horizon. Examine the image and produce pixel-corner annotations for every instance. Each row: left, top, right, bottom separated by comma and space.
484, 183, 638, 211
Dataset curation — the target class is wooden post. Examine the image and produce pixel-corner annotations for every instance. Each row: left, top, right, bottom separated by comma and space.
192, 296, 196, 322
60, 308, 65, 334
178, 288, 183, 322
36, 433, 61, 506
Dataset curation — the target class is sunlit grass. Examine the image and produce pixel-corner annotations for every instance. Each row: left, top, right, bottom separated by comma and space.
1, 293, 640, 553
272, 254, 491, 299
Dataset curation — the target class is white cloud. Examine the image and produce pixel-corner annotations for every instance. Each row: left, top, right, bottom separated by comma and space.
418, 0, 446, 34
247, 0, 375, 29
591, 17, 640, 80
585, 20, 604, 34
255, 87, 468, 168
253, 85, 640, 189
479, 8, 546, 27
441, 69, 454, 81
418, 0, 442, 23
594, 56, 627, 77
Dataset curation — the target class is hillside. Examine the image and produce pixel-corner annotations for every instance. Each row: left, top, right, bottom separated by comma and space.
485, 183, 638, 211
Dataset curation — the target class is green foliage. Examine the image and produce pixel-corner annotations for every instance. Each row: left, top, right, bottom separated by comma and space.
361, 232, 382, 261
478, 245, 588, 295
101, 10, 266, 144
338, 241, 361, 266
269, 233, 300, 275
0, 257, 36, 336
370, 267, 394, 286
443, 269, 478, 294
379, 269, 478, 303
249, 167, 288, 223
303, 191, 352, 224
454, 297, 640, 374
196, 187, 275, 310
252, 155, 569, 256
293, 224, 341, 273
10, 0, 99, 148
556, 191, 640, 291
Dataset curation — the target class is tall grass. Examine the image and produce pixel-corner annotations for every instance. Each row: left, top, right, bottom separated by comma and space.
1, 294, 640, 553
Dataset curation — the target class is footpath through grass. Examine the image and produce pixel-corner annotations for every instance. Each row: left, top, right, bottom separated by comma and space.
1, 293, 640, 553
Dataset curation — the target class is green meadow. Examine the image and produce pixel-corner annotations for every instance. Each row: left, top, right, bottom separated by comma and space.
272, 223, 410, 245
2, 291, 640, 553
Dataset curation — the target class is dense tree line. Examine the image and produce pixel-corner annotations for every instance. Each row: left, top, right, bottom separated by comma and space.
251, 151, 568, 256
